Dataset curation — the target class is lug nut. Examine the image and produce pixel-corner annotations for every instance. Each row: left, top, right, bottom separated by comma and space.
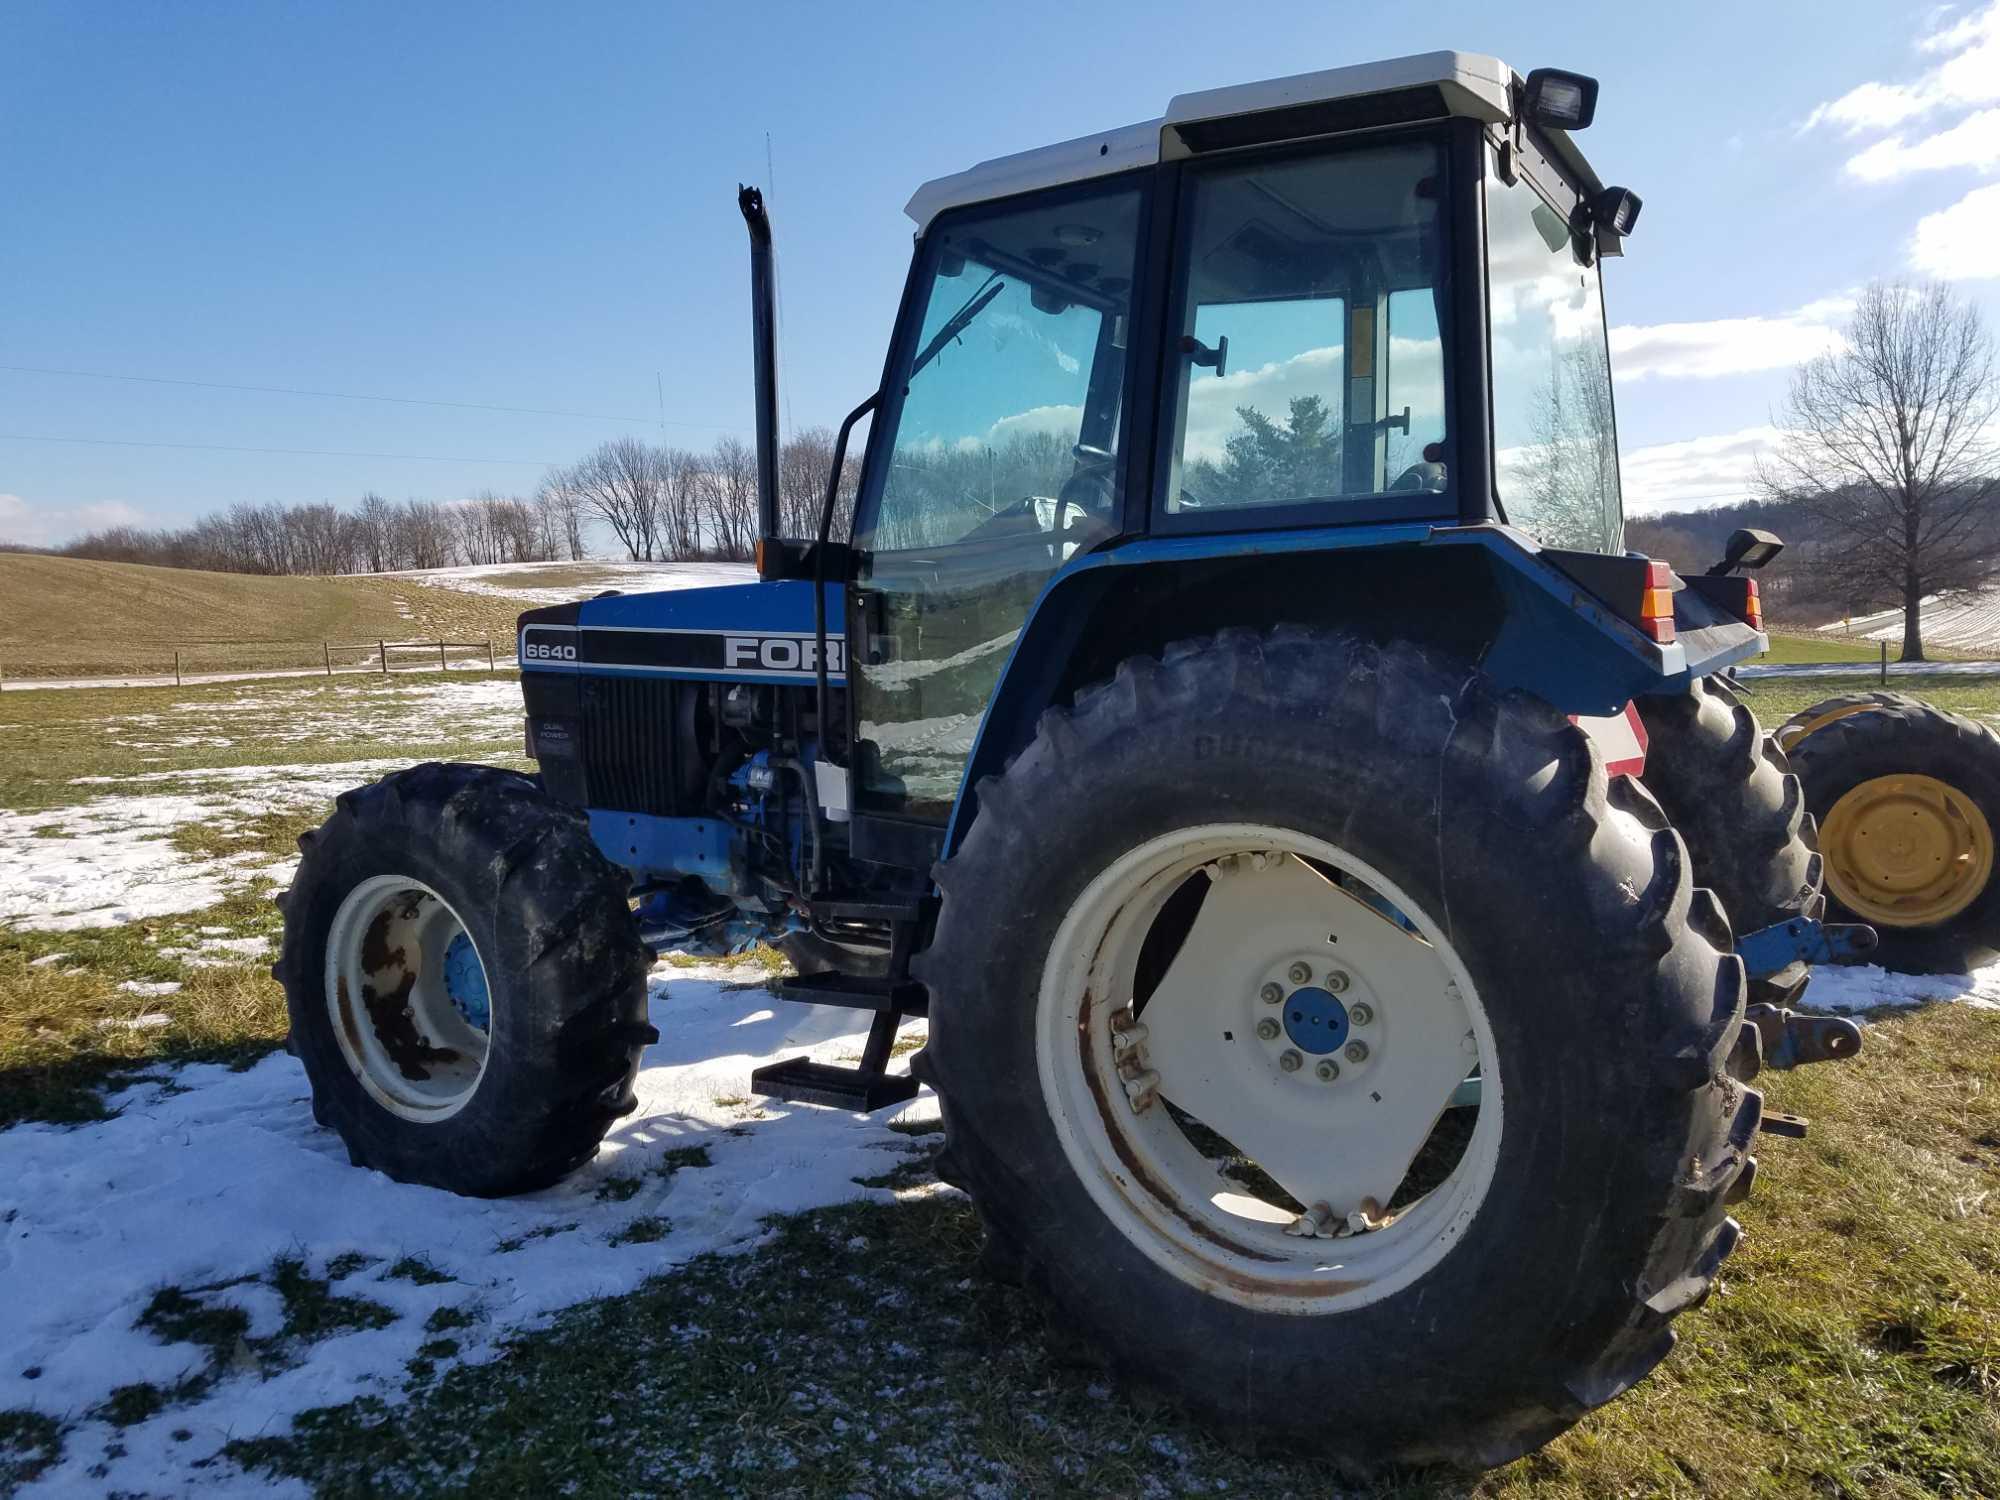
1288, 961, 1312, 985
1325, 970, 1350, 993
1256, 1017, 1281, 1041
1279, 1049, 1303, 1073
1345, 1040, 1369, 1064
1260, 982, 1284, 1005
1349, 1002, 1373, 1025
1315, 1059, 1339, 1082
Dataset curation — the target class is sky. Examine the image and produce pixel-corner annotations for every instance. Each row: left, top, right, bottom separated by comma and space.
5, 0, 2000, 547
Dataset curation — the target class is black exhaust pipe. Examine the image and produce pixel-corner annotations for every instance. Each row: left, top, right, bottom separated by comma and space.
739, 185, 781, 554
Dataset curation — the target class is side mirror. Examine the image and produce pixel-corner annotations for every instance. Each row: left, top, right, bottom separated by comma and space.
1707, 528, 1784, 576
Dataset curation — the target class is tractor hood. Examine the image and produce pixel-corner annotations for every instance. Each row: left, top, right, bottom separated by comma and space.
517, 579, 847, 685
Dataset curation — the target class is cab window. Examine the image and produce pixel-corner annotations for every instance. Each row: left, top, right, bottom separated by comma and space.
1160, 138, 1453, 520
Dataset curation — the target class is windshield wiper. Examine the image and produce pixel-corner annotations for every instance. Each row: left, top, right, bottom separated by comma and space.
910, 273, 1004, 379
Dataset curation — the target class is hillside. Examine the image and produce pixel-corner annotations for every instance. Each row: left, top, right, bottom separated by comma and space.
0, 554, 528, 679
0, 555, 757, 680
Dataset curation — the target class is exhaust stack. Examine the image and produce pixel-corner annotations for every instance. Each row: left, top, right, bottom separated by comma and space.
739, 185, 781, 549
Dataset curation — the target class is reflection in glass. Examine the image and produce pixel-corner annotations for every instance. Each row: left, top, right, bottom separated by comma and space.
1486, 152, 1623, 554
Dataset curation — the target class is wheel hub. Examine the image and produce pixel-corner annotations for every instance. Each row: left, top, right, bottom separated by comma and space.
1282, 986, 1349, 1054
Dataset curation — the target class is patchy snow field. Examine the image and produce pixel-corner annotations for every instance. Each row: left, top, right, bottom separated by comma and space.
1820, 583, 2000, 657
6, 665, 2000, 1494
389, 558, 754, 607
1, 966, 932, 1496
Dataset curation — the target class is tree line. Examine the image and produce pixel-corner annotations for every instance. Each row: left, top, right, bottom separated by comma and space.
51, 428, 856, 576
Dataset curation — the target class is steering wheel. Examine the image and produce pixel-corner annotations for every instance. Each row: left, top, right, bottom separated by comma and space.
1389, 460, 1448, 494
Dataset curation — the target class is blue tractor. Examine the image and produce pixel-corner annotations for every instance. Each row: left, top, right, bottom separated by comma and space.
279, 52, 1871, 1471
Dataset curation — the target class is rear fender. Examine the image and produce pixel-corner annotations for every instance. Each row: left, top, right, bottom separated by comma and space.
946, 523, 1754, 855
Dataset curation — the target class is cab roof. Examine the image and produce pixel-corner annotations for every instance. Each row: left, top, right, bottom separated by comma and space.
904, 51, 1595, 231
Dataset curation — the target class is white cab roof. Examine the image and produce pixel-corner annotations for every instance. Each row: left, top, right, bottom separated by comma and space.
906, 51, 1525, 231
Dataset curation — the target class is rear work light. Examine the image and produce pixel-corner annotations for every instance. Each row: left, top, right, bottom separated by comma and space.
1640, 560, 1676, 644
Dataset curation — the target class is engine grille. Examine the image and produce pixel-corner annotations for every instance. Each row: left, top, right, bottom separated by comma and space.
579, 675, 685, 816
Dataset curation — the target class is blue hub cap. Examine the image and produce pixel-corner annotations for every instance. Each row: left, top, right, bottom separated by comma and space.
1283, 986, 1350, 1054
443, 931, 490, 1032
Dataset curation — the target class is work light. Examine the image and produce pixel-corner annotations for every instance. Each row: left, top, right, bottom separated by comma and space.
1523, 68, 1599, 130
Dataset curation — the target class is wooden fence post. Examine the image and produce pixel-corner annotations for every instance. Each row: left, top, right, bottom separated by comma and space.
379, 640, 389, 675
1880, 639, 1888, 686
486, 640, 495, 673
174, 649, 182, 687
439, 640, 448, 671
323, 641, 333, 677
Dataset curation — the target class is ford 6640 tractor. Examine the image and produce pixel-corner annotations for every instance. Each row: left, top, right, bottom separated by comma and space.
278, 53, 1891, 1471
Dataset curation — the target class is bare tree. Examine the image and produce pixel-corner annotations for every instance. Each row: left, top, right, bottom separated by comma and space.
355, 492, 395, 572
657, 446, 708, 559
563, 438, 667, 560
535, 473, 588, 561
702, 435, 758, 560
1760, 281, 2000, 660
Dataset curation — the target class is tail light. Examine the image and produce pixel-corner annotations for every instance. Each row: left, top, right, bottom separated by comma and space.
1640, 560, 1676, 644
1744, 577, 1764, 631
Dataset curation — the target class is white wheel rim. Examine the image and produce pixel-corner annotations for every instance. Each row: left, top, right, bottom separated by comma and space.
1035, 824, 1502, 1314
324, 874, 493, 1122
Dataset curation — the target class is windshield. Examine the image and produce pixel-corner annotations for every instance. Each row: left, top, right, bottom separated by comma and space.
856, 186, 1142, 554
1486, 146, 1623, 553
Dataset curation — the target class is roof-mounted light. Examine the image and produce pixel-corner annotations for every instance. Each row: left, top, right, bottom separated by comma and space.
1522, 68, 1599, 131
1593, 186, 1642, 237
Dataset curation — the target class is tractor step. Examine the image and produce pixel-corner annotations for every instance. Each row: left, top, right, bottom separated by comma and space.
778, 970, 929, 1018
748, 1056, 921, 1111
808, 898, 924, 924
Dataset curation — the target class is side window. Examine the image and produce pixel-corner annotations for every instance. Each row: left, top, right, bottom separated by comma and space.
1485, 148, 1623, 553
1162, 140, 1452, 518
859, 189, 1143, 555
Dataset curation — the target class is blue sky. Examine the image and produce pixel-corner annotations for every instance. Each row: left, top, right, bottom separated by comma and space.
4, 1, 1999, 546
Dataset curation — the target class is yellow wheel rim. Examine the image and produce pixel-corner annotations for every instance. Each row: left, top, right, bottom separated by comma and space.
1821, 773, 1995, 928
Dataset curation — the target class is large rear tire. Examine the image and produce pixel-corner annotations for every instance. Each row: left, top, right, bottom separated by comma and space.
277, 763, 655, 1197
1636, 678, 1823, 999
914, 630, 1757, 1471
1777, 694, 2000, 973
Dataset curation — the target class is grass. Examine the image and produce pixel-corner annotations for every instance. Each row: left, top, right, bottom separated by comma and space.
1758, 629, 1897, 666
0, 553, 531, 680
219, 1003, 2000, 1497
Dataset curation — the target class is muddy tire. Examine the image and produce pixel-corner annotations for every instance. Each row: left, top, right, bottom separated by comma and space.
1636, 678, 1823, 999
277, 762, 655, 1197
1778, 694, 2000, 973
913, 629, 1757, 1472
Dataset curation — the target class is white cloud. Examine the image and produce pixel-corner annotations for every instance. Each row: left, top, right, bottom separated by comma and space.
1804, 1, 2000, 134
1608, 297, 1851, 381
0, 493, 146, 547
1844, 106, 2000, 181
1618, 426, 1783, 514
1910, 181, 2000, 277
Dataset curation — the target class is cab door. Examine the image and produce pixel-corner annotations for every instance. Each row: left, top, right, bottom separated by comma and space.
844, 177, 1149, 847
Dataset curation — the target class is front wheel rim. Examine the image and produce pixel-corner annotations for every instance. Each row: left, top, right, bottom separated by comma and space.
324, 874, 493, 1121
1822, 772, 1995, 927
1035, 824, 1502, 1315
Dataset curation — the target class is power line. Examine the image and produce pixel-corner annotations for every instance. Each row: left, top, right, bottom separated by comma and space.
0, 363, 739, 431
0, 432, 562, 465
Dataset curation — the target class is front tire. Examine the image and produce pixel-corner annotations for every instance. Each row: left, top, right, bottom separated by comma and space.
915, 631, 1756, 1471
1778, 694, 2000, 972
277, 763, 655, 1197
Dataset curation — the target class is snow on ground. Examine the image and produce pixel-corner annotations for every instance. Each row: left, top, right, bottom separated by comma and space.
1821, 582, 2000, 657
0, 966, 936, 1498
1736, 658, 2000, 679
1800, 961, 2000, 1013
105, 678, 521, 753
0, 759, 414, 929
395, 558, 753, 607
